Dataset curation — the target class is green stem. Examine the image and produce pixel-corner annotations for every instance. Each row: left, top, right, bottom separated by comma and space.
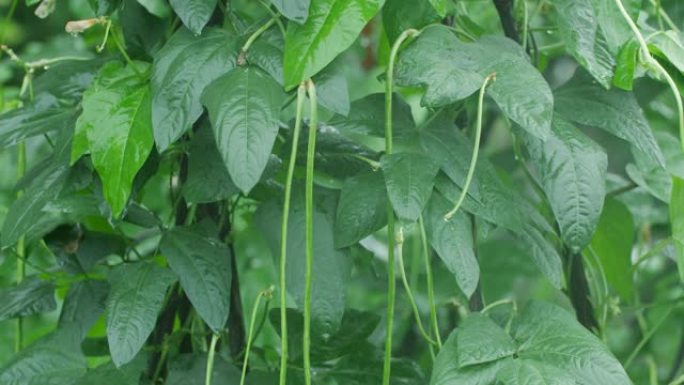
109, 26, 142, 77
625, 308, 673, 368
303, 80, 318, 385
278, 83, 307, 385
396, 227, 437, 347
419, 215, 442, 349
205, 333, 220, 385
382, 28, 419, 385
614, 0, 684, 151
241, 17, 278, 53
482, 298, 514, 314
647, 0, 679, 32
444, 73, 496, 221
241, 287, 273, 385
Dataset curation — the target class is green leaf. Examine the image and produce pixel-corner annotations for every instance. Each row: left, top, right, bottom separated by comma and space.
246, 32, 285, 85
151, 27, 239, 150
649, 30, 684, 73
550, 0, 615, 87
671, 176, 684, 282
74, 356, 145, 385
283, 0, 385, 89
613, 40, 639, 90
106, 262, 177, 367
137, 0, 171, 18
512, 301, 631, 385
0, 94, 76, 149
328, 93, 414, 138
555, 70, 665, 167
168, 0, 217, 34
201, 66, 285, 194
397, 26, 553, 139
182, 122, 238, 204
255, 195, 350, 335
167, 354, 241, 385
73, 61, 154, 217
0, 324, 86, 385
590, 198, 635, 300
271, 0, 311, 23
425, 192, 479, 297
334, 170, 388, 248
522, 118, 607, 252
382, 0, 439, 43
1, 135, 71, 247
0, 278, 56, 321
160, 226, 232, 332
431, 302, 631, 385
315, 69, 350, 116
381, 152, 439, 221
59, 280, 109, 341
456, 314, 516, 368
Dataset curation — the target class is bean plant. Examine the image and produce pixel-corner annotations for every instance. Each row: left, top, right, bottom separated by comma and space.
0, 0, 683, 384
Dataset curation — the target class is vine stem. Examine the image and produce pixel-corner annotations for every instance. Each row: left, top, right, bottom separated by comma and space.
613, 0, 684, 151
396, 227, 437, 347
240, 286, 273, 385
383, 28, 420, 385
625, 308, 673, 368
419, 215, 442, 349
444, 73, 496, 221
241, 17, 278, 53
303, 79, 318, 385
14, 141, 25, 353
205, 333, 220, 385
278, 83, 307, 385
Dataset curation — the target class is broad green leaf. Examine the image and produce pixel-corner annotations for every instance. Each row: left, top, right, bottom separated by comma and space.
382, 0, 439, 43
151, 27, 239, 150
283, 0, 385, 89
121, 0, 166, 57
457, 314, 516, 368
425, 192, 479, 297
59, 280, 109, 340
555, 70, 665, 167
167, 354, 241, 385
397, 26, 553, 139
271, 308, 381, 363
649, 30, 684, 73
0, 278, 56, 321
1, 132, 71, 247
246, 32, 285, 85
395, 26, 482, 107
550, 0, 615, 87
271, 0, 311, 23
522, 118, 607, 252
590, 0, 641, 54
590, 198, 635, 300
254, 195, 350, 335
74, 356, 145, 385
0, 94, 77, 149
0, 324, 86, 385
73, 61, 154, 217
315, 69, 350, 116
431, 332, 508, 385
671, 176, 684, 281
137, 0, 171, 18
328, 93, 414, 138
160, 226, 232, 331
168, 0, 217, 34
106, 262, 177, 367
613, 40, 639, 90
334, 170, 388, 248
381, 152, 439, 221
431, 302, 631, 385
497, 360, 574, 385
182, 122, 238, 204
423, 121, 563, 288
512, 301, 631, 385
201, 66, 285, 194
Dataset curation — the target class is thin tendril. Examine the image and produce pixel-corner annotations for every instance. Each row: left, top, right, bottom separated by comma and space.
419, 215, 442, 349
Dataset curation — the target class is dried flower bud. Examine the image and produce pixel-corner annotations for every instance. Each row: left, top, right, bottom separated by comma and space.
65, 18, 99, 35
